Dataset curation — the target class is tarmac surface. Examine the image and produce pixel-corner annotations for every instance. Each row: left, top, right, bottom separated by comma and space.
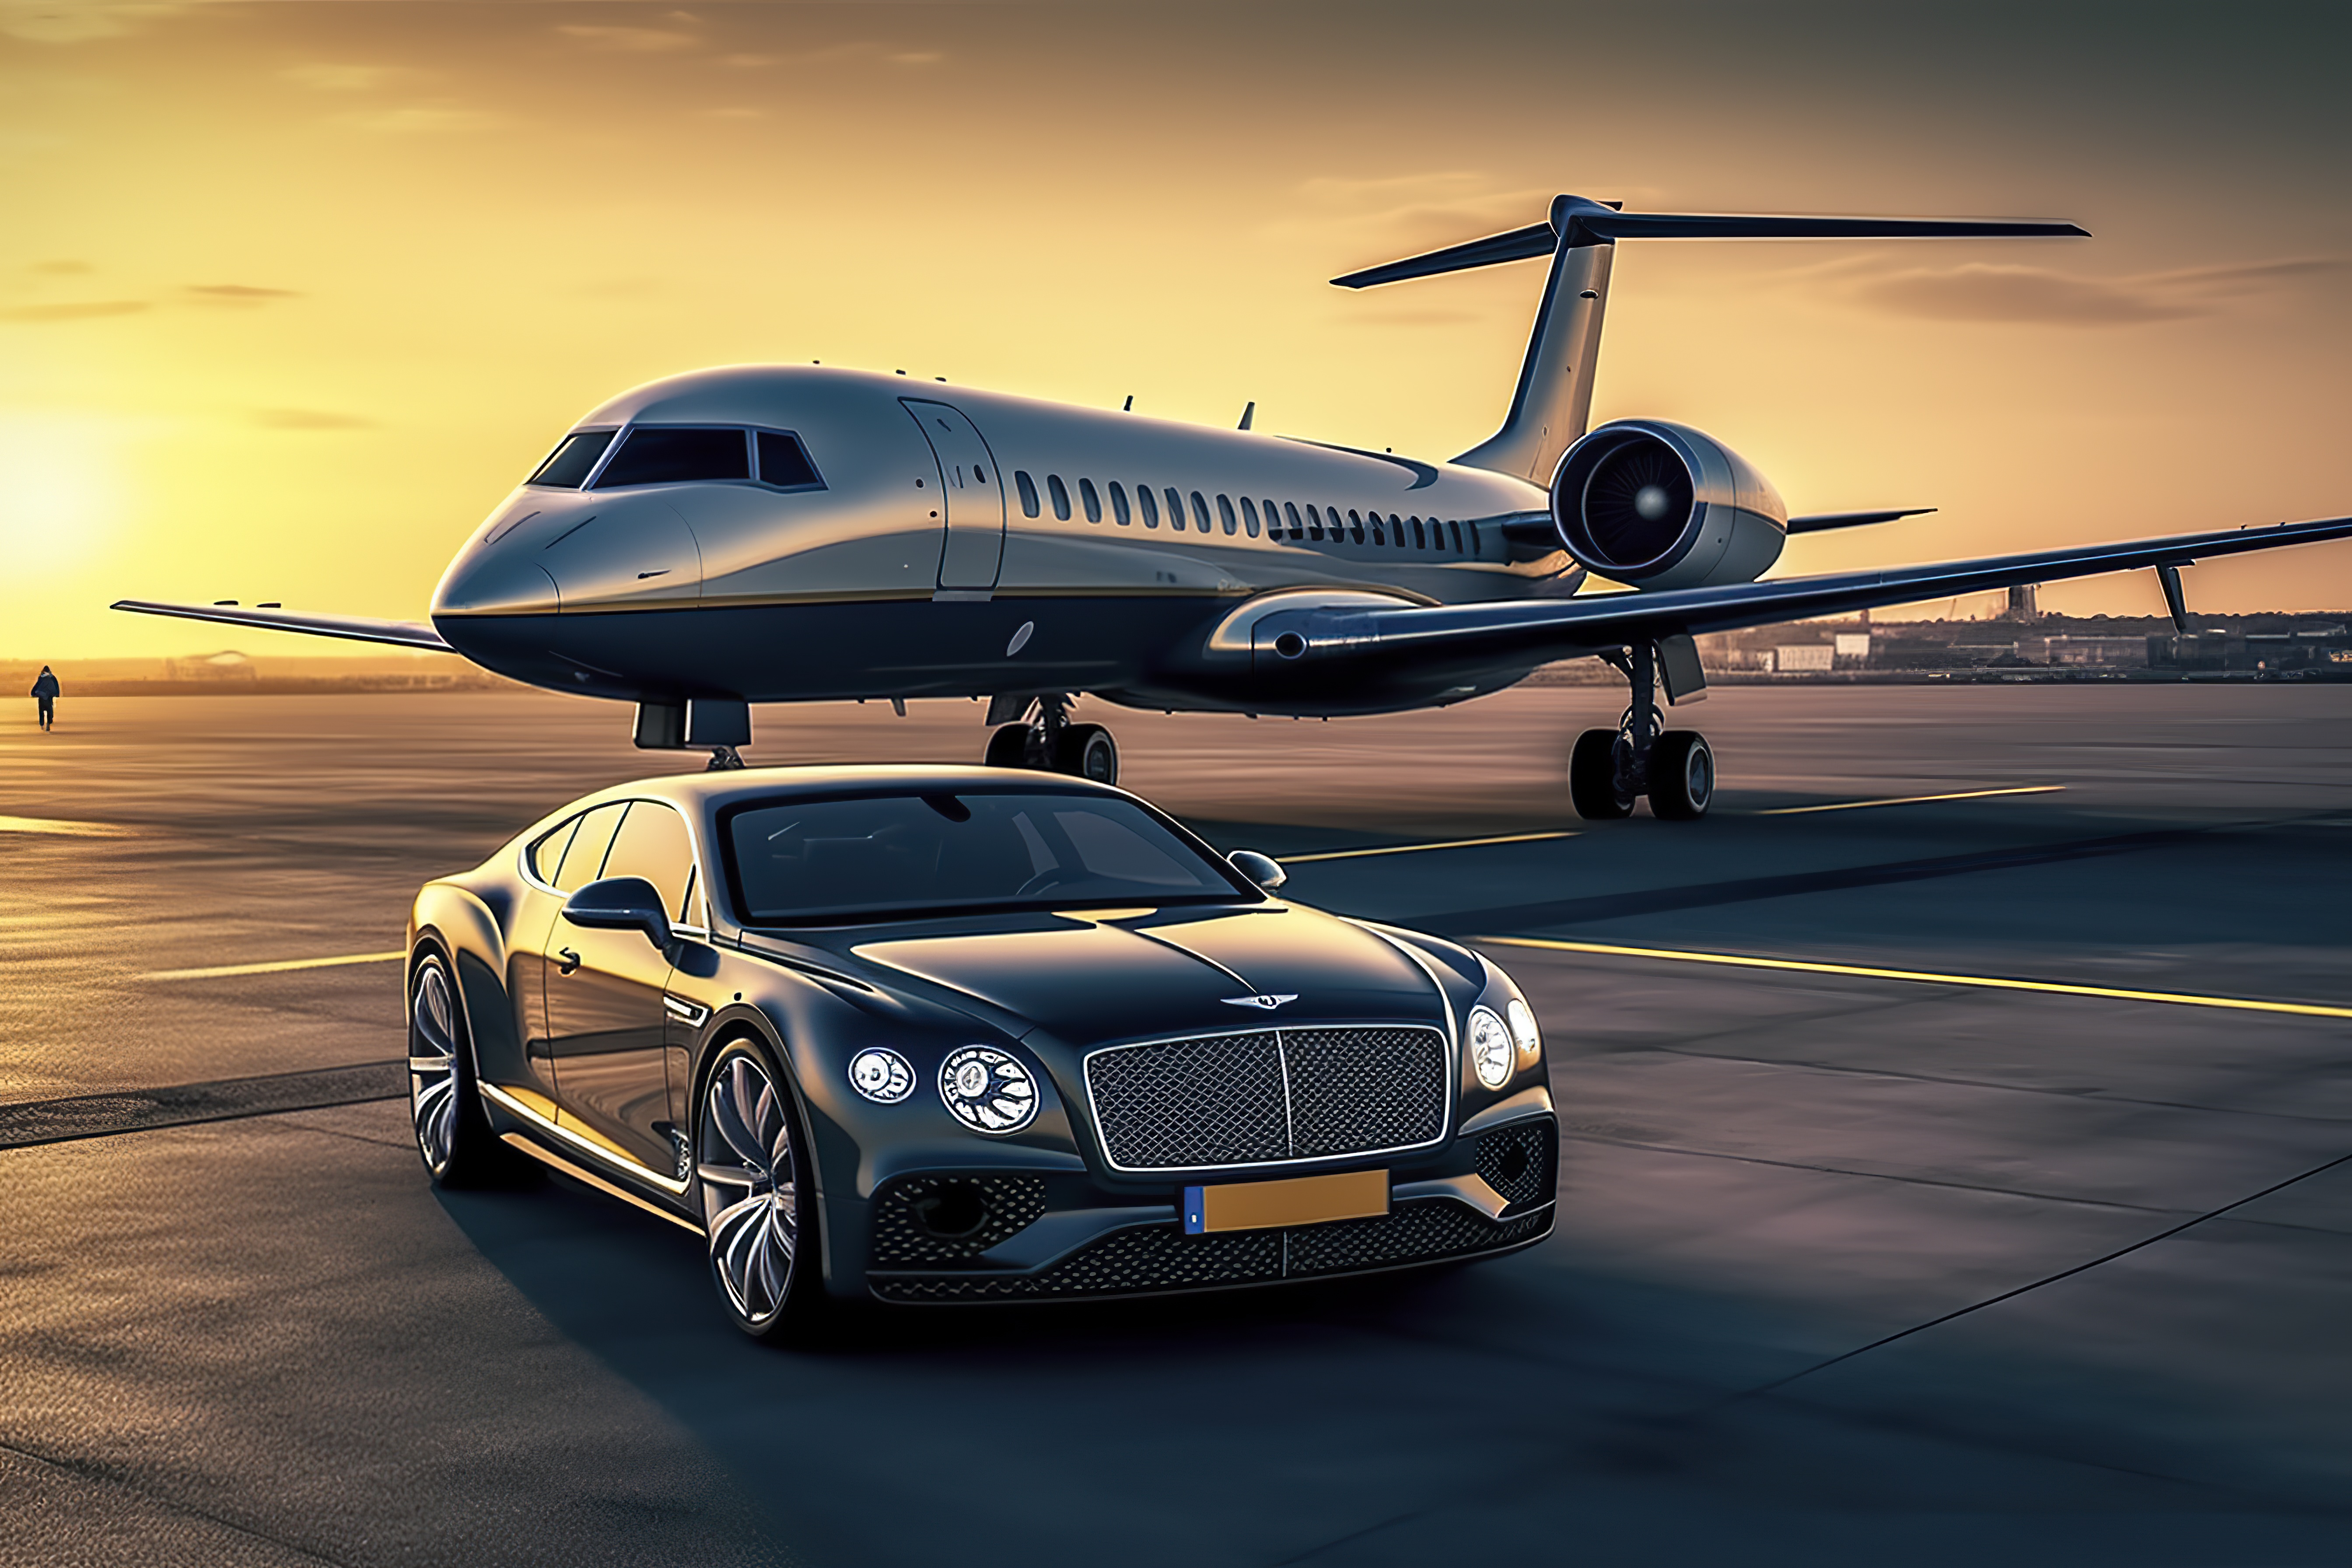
2, 682, 2348, 1566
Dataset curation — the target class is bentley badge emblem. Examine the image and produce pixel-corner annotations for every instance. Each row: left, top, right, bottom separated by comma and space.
1221, 994, 1298, 1011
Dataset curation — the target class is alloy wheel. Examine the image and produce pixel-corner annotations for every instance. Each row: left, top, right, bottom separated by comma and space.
697, 1048, 802, 1328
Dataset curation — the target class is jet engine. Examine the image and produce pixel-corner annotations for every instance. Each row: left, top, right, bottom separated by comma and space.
1550, 419, 1787, 591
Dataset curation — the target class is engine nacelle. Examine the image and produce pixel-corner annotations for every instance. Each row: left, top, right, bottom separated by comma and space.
1550, 419, 1787, 591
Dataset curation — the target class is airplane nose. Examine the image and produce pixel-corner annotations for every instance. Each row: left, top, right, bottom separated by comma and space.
431, 543, 561, 618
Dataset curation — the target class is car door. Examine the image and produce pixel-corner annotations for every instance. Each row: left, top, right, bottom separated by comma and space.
542, 799, 693, 1177
508, 802, 628, 1113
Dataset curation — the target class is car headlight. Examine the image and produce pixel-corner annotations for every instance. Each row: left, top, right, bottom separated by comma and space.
938, 1044, 1040, 1134
1467, 1006, 1514, 1090
1505, 998, 1541, 1061
847, 1046, 916, 1104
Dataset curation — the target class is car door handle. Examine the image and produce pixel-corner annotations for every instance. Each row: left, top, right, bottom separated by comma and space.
556, 947, 581, 976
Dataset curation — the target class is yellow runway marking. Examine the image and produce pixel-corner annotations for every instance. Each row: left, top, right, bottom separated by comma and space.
1759, 785, 2065, 816
0, 814, 133, 837
1479, 935, 2352, 1020
1286, 830, 1580, 863
138, 951, 406, 982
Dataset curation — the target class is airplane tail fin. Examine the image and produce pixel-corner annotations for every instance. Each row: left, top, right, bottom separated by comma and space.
1333, 195, 2085, 486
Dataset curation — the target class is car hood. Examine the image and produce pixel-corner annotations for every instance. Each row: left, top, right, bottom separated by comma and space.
842, 903, 1442, 1045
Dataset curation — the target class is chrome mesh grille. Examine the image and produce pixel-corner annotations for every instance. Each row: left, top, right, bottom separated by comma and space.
1084, 1024, 1447, 1172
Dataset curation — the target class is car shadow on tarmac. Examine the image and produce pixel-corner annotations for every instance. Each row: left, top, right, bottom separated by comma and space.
439, 1168, 2352, 1568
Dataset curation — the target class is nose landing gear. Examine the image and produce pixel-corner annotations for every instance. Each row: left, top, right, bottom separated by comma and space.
1569, 640, 1713, 820
983, 694, 1120, 785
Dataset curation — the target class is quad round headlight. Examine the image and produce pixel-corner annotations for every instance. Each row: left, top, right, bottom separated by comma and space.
1467, 1006, 1514, 1090
938, 1045, 1040, 1134
847, 1046, 915, 1104
1505, 998, 1541, 1059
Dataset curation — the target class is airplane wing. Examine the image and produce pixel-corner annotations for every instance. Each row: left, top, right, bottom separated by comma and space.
111, 599, 451, 651
1256, 514, 2352, 668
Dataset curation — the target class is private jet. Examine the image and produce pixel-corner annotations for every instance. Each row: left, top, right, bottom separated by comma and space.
119, 195, 2352, 819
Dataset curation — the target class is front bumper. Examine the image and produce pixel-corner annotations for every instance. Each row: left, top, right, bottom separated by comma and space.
841, 1112, 1557, 1303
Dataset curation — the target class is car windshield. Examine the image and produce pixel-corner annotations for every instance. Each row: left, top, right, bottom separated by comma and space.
722, 790, 1250, 924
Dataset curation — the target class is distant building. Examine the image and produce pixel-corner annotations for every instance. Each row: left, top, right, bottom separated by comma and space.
1773, 644, 1835, 673
1833, 633, 1872, 663
164, 650, 257, 681
2007, 584, 2041, 620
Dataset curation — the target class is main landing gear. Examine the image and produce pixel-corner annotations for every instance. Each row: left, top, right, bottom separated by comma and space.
983, 693, 1119, 785
1569, 640, 1714, 821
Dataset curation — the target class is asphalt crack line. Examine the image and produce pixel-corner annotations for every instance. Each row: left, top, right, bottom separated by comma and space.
0, 1438, 352, 1567
0, 1062, 405, 1148
1715, 1146, 2352, 1410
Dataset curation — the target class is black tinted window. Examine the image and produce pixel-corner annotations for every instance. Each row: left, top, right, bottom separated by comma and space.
1015, 470, 1040, 518
1110, 481, 1131, 525
1079, 478, 1102, 523
1166, 487, 1186, 532
595, 427, 751, 488
528, 430, 615, 488
1047, 475, 1071, 520
756, 430, 820, 488
1138, 485, 1159, 527
724, 791, 1245, 924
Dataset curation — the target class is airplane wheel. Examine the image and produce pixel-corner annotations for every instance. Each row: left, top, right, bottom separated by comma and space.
1648, 731, 1714, 820
984, 723, 1032, 769
1569, 728, 1635, 820
1054, 723, 1118, 784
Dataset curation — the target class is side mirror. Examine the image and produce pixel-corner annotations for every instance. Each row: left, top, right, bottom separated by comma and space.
562, 875, 674, 951
1228, 850, 1287, 892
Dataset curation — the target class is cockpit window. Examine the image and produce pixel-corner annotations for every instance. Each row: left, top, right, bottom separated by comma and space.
594, 427, 752, 489
756, 430, 822, 489
526, 430, 616, 489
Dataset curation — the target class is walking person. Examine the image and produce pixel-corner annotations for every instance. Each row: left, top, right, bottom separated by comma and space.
30, 665, 58, 732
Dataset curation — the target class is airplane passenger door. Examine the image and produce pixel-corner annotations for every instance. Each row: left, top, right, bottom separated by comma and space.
902, 399, 1005, 589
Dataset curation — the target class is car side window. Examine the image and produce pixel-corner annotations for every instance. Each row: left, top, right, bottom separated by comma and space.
552, 802, 628, 894
601, 800, 700, 924
528, 816, 581, 884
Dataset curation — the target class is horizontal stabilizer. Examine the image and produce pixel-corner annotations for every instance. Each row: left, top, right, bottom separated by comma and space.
1334, 195, 2086, 288
111, 599, 450, 651
1787, 508, 1937, 535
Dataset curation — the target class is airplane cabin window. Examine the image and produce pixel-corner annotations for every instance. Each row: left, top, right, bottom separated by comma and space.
1412, 517, 1427, 550
1047, 475, 1071, 521
1217, 494, 1238, 534
1015, 471, 1041, 518
527, 430, 616, 489
1110, 481, 1132, 525
1306, 504, 1324, 541
1241, 497, 1260, 537
1191, 491, 1213, 532
1138, 484, 1159, 527
1371, 515, 1386, 546
1448, 520, 1464, 553
1284, 501, 1303, 539
1079, 477, 1102, 522
1349, 510, 1366, 544
1468, 521, 1482, 555
755, 430, 822, 489
1166, 488, 1186, 532
595, 427, 752, 489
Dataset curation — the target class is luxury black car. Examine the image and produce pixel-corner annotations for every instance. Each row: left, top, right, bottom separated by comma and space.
406, 766, 1558, 1336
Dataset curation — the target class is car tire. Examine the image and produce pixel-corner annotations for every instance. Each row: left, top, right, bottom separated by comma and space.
1054, 723, 1118, 784
408, 947, 524, 1187
1647, 731, 1714, 820
696, 1036, 824, 1340
1568, 728, 1635, 820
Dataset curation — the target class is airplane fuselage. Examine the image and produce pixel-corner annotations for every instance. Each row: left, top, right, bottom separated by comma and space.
430, 365, 1582, 718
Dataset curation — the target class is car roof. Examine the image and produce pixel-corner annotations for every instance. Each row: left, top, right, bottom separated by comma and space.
562, 764, 1132, 818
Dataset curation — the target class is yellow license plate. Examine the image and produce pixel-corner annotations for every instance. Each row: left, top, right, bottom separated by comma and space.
1182, 1169, 1389, 1234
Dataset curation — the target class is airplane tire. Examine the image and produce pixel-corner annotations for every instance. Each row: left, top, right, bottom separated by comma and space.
1648, 731, 1715, 821
1054, 723, 1118, 784
1569, 728, 1635, 820
984, 723, 1032, 769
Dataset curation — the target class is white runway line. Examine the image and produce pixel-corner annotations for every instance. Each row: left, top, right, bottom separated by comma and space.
138, 951, 407, 982
0, 814, 134, 837
1480, 934, 2352, 1020
1758, 784, 2065, 816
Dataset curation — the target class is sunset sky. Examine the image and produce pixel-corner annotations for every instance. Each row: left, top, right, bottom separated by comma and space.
4, 1, 2348, 657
